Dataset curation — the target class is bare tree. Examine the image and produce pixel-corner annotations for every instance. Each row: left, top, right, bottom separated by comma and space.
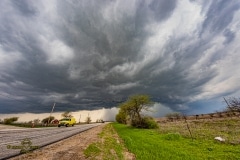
42, 116, 55, 124
165, 112, 182, 121
85, 116, 92, 124
61, 111, 72, 118
224, 97, 240, 115
33, 119, 40, 124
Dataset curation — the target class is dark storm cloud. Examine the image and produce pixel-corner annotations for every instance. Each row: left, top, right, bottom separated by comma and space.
0, 0, 240, 114
223, 29, 235, 44
149, 0, 177, 21
12, 0, 37, 16
201, 0, 240, 34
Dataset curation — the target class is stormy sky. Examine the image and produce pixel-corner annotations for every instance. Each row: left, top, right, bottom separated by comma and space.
0, 0, 240, 115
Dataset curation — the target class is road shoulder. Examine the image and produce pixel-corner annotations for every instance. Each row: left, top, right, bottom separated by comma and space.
0, 124, 24, 130
9, 124, 106, 160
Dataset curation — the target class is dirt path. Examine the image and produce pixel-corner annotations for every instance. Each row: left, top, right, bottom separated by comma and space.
10, 124, 107, 160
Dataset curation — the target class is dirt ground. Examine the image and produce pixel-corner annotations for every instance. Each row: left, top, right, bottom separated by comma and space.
9, 124, 106, 160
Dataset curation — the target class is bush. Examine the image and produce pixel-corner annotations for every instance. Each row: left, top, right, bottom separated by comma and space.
132, 116, 159, 129
3, 117, 18, 124
116, 111, 127, 124
85, 116, 92, 124
41, 116, 55, 124
165, 112, 182, 121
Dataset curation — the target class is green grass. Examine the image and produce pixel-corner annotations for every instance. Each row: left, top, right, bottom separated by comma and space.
112, 123, 240, 160
84, 143, 101, 158
84, 124, 126, 160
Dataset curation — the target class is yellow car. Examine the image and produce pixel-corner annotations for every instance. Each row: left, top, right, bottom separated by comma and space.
58, 117, 76, 127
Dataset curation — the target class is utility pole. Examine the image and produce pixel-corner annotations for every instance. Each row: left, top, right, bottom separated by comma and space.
48, 103, 56, 125
79, 114, 81, 124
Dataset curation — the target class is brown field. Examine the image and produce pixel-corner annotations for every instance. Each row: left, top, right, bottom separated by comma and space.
156, 113, 240, 144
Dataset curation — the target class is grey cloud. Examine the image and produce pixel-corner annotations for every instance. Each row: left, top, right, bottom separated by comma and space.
11, 0, 37, 16
0, 0, 240, 114
149, 0, 177, 22
201, 0, 240, 35
223, 29, 235, 44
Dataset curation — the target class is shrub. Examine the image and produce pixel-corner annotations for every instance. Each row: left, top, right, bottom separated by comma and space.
85, 116, 92, 124
3, 117, 18, 124
116, 110, 127, 124
41, 116, 55, 124
165, 112, 182, 121
132, 116, 159, 129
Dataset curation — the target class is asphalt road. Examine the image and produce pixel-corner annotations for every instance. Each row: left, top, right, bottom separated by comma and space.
0, 123, 102, 159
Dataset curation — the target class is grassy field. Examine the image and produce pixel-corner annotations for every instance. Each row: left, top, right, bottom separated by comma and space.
112, 120, 240, 160
158, 118, 240, 144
